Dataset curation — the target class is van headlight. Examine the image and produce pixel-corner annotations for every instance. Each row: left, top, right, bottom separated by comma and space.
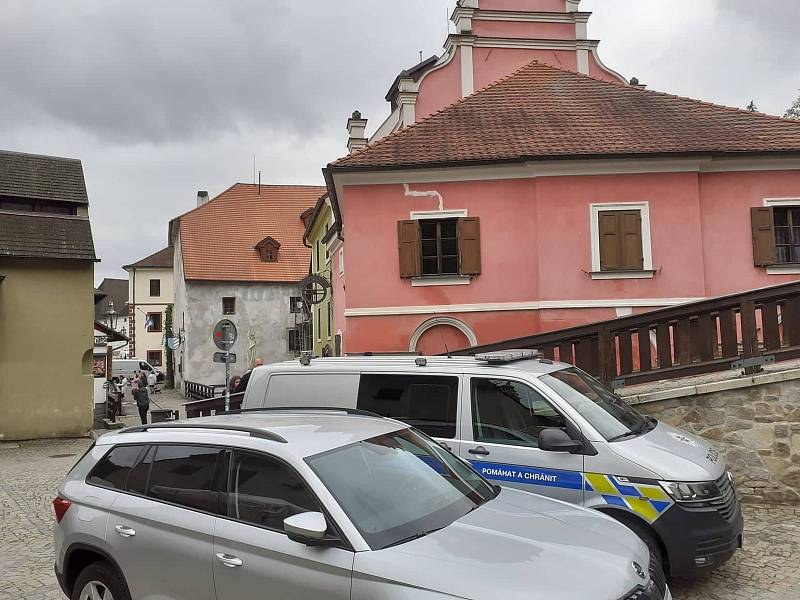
659, 480, 721, 503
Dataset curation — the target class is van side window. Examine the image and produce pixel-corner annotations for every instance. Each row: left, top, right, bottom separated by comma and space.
145, 445, 225, 513
87, 445, 146, 490
357, 374, 458, 439
471, 378, 566, 448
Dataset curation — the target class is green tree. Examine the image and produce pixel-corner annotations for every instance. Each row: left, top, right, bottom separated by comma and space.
746, 100, 758, 112
785, 92, 800, 120
164, 305, 175, 389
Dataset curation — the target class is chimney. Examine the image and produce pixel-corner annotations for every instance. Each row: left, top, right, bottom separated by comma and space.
629, 77, 647, 91
347, 111, 368, 153
197, 190, 209, 207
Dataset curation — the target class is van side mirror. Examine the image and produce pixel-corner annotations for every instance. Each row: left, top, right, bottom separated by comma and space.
284, 512, 328, 545
538, 428, 582, 453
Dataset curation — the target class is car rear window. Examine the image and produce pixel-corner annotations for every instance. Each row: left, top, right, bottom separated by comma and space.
145, 445, 225, 513
87, 445, 146, 490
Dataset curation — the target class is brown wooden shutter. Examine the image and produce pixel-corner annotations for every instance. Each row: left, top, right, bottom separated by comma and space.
397, 220, 421, 278
620, 211, 644, 270
751, 207, 776, 267
598, 211, 621, 271
458, 217, 481, 276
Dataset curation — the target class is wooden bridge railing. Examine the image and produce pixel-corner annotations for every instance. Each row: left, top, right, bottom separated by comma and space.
184, 381, 227, 400
453, 281, 800, 387
184, 392, 245, 418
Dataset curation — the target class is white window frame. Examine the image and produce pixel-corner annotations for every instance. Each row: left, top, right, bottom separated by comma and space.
589, 202, 654, 280
763, 198, 800, 274
409, 209, 472, 287
338, 247, 344, 276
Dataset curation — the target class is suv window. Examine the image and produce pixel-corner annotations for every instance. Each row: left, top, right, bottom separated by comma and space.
146, 445, 225, 513
87, 445, 146, 490
227, 451, 321, 532
471, 378, 566, 447
357, 374, 459, 439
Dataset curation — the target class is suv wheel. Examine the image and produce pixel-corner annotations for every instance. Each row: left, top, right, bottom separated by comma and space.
72, 561, 131, 600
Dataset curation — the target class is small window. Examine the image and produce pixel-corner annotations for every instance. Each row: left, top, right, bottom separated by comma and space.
420, 219, 459, 276
290, 296, 304, 314
357, 374, 458, 439
471, 378, 566, 448
226, 451, 322, 532
146, 312, 162, 332
327, 302, 333, 340
146, 445, 225, 513
287, 327, 301, 353
222, 297, 236, 315
149, 279, 161, 297
773, 207, 800, 264
147, 350, 162, 367
338, 247, 344, 275
87, 445, 146, 490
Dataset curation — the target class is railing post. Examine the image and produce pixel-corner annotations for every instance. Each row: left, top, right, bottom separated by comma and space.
739, 298, 761, 375
597, 324, 615, 385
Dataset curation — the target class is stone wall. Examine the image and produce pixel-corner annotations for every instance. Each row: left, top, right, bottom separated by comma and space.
626, 377, 800, 505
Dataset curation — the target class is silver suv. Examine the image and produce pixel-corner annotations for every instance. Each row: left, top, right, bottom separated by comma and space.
54, 410, 670, 600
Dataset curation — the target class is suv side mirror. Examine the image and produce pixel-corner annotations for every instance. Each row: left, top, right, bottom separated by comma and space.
538, 428, 582, 453
284, 512, 328, 545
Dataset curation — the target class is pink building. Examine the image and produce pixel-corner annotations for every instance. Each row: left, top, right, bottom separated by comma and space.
322, 0, 800, 355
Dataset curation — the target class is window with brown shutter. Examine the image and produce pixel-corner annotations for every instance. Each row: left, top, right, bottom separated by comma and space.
598, 210, 644, 272
751, 207, 776, 266
397, 217, 481, 279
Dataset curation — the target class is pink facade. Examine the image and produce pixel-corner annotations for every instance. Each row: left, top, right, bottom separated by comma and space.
333, 168, 800, 355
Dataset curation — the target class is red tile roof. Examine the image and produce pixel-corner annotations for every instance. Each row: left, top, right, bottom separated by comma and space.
178, 184, 325, 283
331, 61, 800, 170
124, 246, 173, 269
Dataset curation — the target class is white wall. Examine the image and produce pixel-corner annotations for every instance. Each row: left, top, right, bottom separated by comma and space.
126, 265, 174, 367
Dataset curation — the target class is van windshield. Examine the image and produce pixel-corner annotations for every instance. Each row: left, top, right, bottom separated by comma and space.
306, 428, 496, 550
541, 368, 651, 442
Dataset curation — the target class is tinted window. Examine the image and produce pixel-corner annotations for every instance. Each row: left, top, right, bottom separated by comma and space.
146, 445, 224, 513
227, 452, 321, 532
471, 378, 566, 447
88, 445, 145, 490
127, 446, 155, 494
357, 374, 458, 439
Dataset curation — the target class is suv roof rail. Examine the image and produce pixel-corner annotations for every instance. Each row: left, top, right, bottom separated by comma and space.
218, 406, 383, 419
120, 423, 288, 443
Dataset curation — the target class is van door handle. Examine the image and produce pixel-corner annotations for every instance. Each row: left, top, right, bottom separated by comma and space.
115, 525, 136, 538
216, 553, 243, 568
468, 446, 490, 456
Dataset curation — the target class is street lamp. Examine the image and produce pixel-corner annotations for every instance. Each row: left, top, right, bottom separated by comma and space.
104, 301, 119, 331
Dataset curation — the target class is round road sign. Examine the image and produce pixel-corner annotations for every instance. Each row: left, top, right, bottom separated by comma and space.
213, 319, 238, 351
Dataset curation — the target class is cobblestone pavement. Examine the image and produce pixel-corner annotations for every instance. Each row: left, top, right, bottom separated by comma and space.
1, 437, 798, 599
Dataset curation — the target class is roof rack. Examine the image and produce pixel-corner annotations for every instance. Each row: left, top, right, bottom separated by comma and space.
120, 423, 288, 443
218, 406, 383, 419
474, 349, 541, 365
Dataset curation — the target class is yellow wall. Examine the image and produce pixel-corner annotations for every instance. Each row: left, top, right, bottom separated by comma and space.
308, 201, 334, 357
0, 259, 94, 440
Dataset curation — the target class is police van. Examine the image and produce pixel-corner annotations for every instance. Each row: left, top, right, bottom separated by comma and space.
241, 351, 743, 579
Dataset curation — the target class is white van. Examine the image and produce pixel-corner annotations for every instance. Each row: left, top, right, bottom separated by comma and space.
241, 351, 743, 581
111, 357, 163, 383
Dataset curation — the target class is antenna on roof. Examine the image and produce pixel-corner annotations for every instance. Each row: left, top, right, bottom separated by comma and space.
419, 50, 423, 62
258, 171, 262, 195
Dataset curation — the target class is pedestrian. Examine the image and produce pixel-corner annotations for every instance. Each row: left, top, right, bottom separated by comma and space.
147, 370, 157, 394
134, 381, 150, 424
236, 358, 263, 393
229, 375, 242, 394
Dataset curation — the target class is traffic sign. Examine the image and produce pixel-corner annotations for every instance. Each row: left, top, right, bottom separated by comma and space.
213, 319, 238, 350
213, 352, 237, 364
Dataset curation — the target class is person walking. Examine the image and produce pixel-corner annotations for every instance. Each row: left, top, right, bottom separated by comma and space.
133, 379, 150, 424
147, 370, 157, 394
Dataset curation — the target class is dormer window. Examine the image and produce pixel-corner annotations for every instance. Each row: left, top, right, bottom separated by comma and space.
255, 236, 281, 263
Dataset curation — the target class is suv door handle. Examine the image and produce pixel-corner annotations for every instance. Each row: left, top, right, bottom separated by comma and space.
114, 525, 136, 538
216, 553, 243, 568
468, 446, 490, 456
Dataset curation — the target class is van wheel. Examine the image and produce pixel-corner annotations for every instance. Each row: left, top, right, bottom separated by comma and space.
621, 519, 668, 591
71, 561, 131, 600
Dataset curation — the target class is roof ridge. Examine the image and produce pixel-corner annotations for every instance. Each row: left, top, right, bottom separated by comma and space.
331, 60, 543, 167
0, 149, 82, 163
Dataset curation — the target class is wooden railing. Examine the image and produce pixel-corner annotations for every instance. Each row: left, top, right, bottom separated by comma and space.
453, 281, 800, 387
184, 393, 245, 418
184, 381, 226, 400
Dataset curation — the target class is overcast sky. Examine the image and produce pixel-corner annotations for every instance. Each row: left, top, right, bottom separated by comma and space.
2, 0, 798, 284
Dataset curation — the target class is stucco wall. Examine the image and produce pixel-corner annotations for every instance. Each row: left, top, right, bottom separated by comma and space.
127, 265, 173, 364
0, 259, 94, 440
180, 281, 299, 387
